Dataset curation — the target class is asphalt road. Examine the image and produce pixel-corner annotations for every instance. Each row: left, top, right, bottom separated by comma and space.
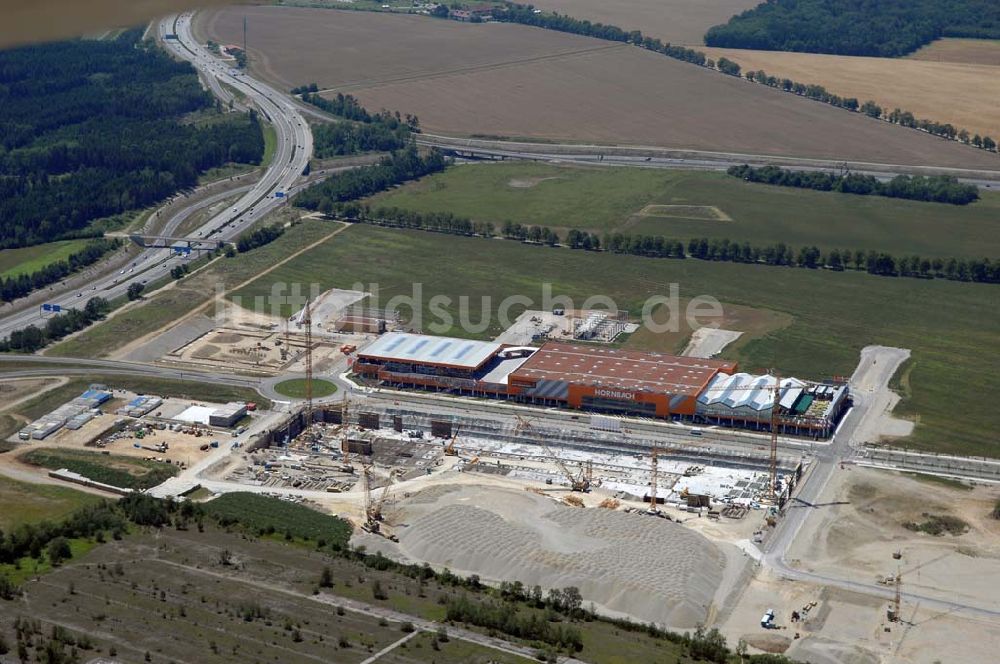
290, 92, 1000, 186
0, 13, 313, 341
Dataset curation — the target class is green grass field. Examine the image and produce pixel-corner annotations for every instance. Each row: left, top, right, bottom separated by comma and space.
262, 123, 278, 166
273, 378, 338, 398
230, 224, 1000, 457
370, 163, 1000, 259
0, 240, 92, 279
22, 449, 178, 490
0, 475, 103, 530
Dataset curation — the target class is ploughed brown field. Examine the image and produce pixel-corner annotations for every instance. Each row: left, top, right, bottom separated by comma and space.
528, 0, 759, 46
705, 46, 1000, 141
200, 6, 1000, 169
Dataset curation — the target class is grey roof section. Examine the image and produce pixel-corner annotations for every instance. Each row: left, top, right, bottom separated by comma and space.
360, 332, 502, 370
697, 373, 805, 413
526, 379, 570, 400
480, 355, 532, 385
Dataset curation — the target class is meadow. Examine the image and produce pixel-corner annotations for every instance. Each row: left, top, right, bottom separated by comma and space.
0, 475, 102, 530
0, 240, 91, 279
230, 223, 1000, 457
371, 163, 1000, 259
22, 448, 179, 490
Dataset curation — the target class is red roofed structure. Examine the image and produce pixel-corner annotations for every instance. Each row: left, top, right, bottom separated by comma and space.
508, 342, 737, 418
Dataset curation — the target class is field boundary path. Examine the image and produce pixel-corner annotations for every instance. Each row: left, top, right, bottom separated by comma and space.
152, 557, 587, 663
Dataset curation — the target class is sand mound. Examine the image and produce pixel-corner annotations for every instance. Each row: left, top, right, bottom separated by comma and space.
394, 486, 725, 628
743, 634, 792, 653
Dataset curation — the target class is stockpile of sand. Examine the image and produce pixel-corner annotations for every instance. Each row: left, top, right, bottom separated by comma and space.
393, 486, 726, 628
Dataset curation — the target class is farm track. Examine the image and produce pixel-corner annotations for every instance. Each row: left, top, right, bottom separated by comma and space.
316, 43, 626, 93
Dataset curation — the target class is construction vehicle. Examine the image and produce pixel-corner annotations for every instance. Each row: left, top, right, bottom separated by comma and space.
517, 415, 591, 491
539, 439, 591, 492
444, 425, 460, 456
361, 464, 397, 540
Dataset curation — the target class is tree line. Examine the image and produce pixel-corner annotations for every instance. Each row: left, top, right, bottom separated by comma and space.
704, 0, 1000, 57
0, 297, 110, 353
295, 87, 416, 158
492, 4, 998, 157
294, 147, 447, 212
235, 222, 285, 253
0, 239, 121, 303
0, 29, 264, 249
296, 88, 420, 132
497, 3, 710, 67
445, 595, 584, 651
318, 195, 1000, 285
737, 69, 997, 153
728, 164, 980, 205
0, 491, 803, 663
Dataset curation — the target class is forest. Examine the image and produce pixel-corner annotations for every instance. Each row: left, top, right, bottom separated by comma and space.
704, 0, 1000, 57
0, 29, 264, 249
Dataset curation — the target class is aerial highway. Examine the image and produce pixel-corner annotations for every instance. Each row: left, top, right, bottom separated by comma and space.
289, 95, 1000, 187
0, 12, 313, 341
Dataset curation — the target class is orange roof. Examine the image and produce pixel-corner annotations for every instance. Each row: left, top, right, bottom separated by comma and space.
511, 342, 736, 395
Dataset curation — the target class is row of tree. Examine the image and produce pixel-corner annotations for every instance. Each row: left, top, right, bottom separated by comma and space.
0, 239, 121, 303
445, 596, 584, 651
728, 164, 981, 205
497, 3, 710, 67
0, 30, 264, 249
0, 297, 110, 353
703, 0, 1000, 57
738, 69, 997, 152
495, 4, 998, 157
235, 223, 285, 253
297, 89, 420, 132
335, 203, 496, 237
318, 194, 1000, 284
294, 147, 447, 210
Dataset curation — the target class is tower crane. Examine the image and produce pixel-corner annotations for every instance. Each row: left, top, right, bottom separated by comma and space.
339, 397, 354, 473
699, 371, 789, 503
294, 297, 315, 417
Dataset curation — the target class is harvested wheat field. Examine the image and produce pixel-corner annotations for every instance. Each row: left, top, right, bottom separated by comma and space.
909, 38, 1000, 66
201, 7, 1000, 169
370, 484, 738, 629
704, 47, 1000, 141
529, 0, 758, 45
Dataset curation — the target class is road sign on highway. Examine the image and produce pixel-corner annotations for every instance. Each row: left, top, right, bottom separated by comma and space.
40, 303, 62, 315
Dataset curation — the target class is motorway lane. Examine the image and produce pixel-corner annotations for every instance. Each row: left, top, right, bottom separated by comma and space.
0, 14, 313, 341
0, 354, 263, 388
